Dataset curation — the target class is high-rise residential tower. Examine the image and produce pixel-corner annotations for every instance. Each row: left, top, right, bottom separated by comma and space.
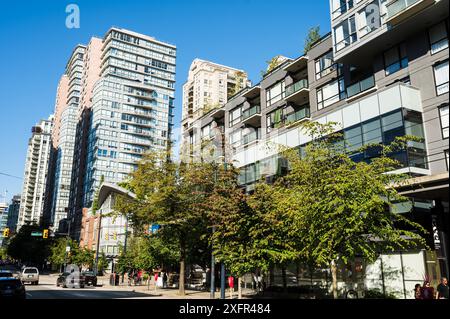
180, 59, 250, 161
49, 45, 86, 232
17, 117, 53, 230
67, 28, 176, 239
6, 195, 21, 234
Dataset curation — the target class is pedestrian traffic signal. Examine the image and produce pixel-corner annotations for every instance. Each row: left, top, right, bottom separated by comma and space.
43, 229, 49, 239
3, 228, 10, 237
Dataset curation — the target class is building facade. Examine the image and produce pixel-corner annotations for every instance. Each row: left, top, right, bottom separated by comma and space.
67, 28, 176, 240
180, 60, 250, 160
49, 45, 86, 232
17, 117, 53, 230
6, 195, 21, 234
183, 0, 448, 298
0, 202, 8, 247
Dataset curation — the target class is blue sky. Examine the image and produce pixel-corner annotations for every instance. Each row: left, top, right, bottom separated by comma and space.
0, 0, 331, 201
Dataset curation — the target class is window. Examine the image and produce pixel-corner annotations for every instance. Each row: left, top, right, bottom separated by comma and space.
201, 124, 210, 138
316, 77, 345, 110
357, 2, 381, 37
266, 108, 283, 133
266, 81, 285, 106
334, 15, 357, 52
331, 0, 354, 19
315, 51, 335, 79
429, 21, 449, 55
384, 43, 408, 76
229, 106, 242, 127
230, 130, 242, 146
439, 104, 449, 139
434, 60, 449, 95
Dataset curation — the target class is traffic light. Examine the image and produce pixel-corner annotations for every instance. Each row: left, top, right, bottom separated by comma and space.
43, 229, 49, 239
105, 233, 109, 240
3, 228, 10, 238
113, 232, 117, 240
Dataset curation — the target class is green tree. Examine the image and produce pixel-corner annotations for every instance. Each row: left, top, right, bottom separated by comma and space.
92, 174, 105, 214
115, 150, 216, 295
277, 121, 427, 298
304, 26, 321, 53
6, 224, 53, 266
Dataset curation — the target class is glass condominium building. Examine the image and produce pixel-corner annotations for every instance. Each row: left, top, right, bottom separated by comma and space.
82, 28, 176, 208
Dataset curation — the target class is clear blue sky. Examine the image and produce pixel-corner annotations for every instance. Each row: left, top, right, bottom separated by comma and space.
0, 0, 331, 201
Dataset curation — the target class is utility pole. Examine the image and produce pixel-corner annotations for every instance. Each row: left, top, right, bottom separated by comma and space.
93, 212, 102, 276
121, 215, 129, 283
220, 160, 228, 299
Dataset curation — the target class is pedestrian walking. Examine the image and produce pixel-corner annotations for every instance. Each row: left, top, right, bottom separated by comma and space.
420, 281, 435, 300
163, 271, 168, 288
414, 284, 422, 299
154, 272, 159, 291
436, 277, 449, 299
228, 276, 234, 299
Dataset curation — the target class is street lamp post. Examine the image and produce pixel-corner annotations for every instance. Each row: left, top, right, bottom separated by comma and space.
210, 226, 216, 299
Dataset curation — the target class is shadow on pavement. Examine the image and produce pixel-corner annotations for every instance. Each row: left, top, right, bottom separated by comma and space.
26, 289, 162, 299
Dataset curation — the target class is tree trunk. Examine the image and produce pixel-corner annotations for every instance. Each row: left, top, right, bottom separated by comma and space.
179, 242, 186, 296
281, 265, 287, 293
331, 260, 338, 299
238, 276, 242, 299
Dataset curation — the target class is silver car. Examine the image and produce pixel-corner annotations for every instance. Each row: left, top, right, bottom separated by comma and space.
20, 267, 39, 285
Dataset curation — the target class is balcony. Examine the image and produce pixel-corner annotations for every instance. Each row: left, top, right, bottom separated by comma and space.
241, 105, 261, 127
346, 75, 376, 100
242, 86, 260, 100
242, 129, 261, 146
284, 79, 309, 105
285, 107, 311, 128
208, 106, 225, 120
283, 56, 308, 74
386, 0, 436, 26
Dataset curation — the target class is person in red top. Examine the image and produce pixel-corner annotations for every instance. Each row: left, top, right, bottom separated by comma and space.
228, 276, 234, 299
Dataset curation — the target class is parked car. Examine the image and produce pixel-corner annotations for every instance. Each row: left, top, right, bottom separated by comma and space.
56, 272, 85, 288
0, 271, 14, 278
20, 267, 39, 285
81, 271, 97, 286
0, 277, 26, 299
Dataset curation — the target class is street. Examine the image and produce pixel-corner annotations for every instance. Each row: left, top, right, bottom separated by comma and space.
23, 274, 237, 299
24, 275, 159, 299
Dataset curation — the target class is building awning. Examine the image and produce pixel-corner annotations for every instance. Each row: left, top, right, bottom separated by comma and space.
97, 182, 136, 208
394, 173, 449, 201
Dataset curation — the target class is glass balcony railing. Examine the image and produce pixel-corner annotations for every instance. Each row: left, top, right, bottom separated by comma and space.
242, 130, 260, 145
346, 75, 375, 98
285, 79, 309, 97
387, 0, 420, 19
285, 107, 311, 125
242, 105, 261, 121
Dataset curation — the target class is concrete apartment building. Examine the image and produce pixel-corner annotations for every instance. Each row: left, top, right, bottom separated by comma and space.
17, 117, 53, 230
184, 0, 448, 298
48, 45, 86, 232
0, 202, 8, 246
66, 28, 176, 240
6, 195, 21, 234
180, 60, 250, 160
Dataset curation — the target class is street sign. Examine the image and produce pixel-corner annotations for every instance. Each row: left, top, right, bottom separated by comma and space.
31, 231, 43, 237
66, 246, 71, 252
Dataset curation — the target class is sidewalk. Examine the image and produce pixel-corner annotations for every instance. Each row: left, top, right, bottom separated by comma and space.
96, 275, 256, 299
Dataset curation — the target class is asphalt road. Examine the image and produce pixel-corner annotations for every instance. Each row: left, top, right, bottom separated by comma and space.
24, 275, 156, 299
